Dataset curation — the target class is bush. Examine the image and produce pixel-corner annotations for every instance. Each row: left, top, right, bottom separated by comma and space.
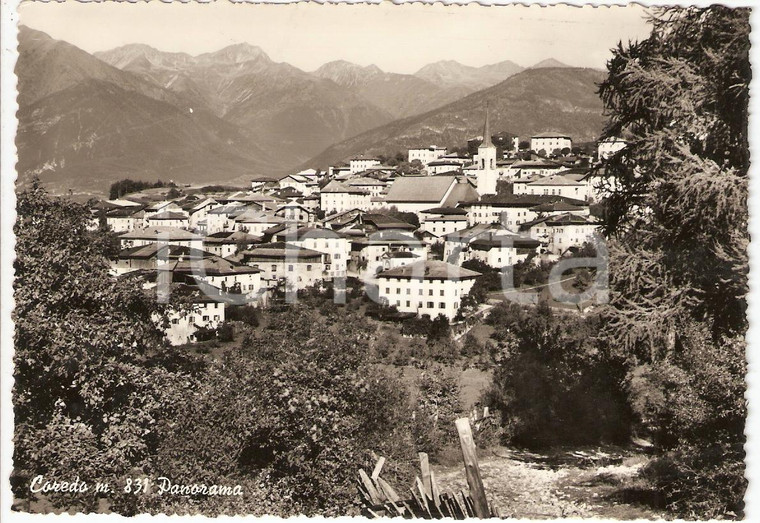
226, 304, 261, 327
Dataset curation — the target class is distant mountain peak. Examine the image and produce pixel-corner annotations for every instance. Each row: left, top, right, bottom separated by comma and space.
530, 58, 571, 69
198, 42, 271, 64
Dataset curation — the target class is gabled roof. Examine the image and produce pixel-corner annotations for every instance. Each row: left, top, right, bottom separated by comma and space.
442, 182, 479, 208
420, 206, 468, 216
377, 260, 480, 280
106, 207, 145, 218
119, 227, 203, 241
158, 254, 261, 276
233, 242, 325, 261
363, 213, 417, 231
526, 174, 585, 186
274, 226, 346, 241
204, 231, 262, 245
530, 201, 584, 212
385, 176, 456, 203
148, 211, 188, 221
118, 244, 210, 260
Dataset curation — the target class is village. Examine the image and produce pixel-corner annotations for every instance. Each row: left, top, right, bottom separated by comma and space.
92, 108, 626, 346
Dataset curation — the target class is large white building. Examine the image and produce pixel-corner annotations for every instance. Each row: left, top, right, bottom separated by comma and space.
376, 260, 480, 320
530, 133, 573, 154
320, 181, 372, 215
442, 223, 539, 268
408, 146, 447, 166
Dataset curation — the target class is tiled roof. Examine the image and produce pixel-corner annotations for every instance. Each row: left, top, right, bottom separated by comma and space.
532, 132, 572, 139
234, 242, 325, 260
377, 260, 480, 280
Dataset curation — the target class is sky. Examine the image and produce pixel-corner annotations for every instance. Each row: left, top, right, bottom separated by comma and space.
19, 1, 653, 74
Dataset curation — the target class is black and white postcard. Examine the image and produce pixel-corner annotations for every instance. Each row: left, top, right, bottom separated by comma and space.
0, 0, 755, 520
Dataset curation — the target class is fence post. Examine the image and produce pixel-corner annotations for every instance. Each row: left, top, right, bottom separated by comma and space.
455, 417, 489, 518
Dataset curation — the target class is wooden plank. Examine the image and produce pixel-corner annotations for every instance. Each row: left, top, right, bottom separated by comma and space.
359, 469, 383, 505
455, 417, 490, 518
430, 469, 441, 508
377, 477, 401, 502
419, 452, 433, 499
371, 456, 386, 481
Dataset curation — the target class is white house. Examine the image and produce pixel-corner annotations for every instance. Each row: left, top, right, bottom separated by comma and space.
598, 137, 628, 160
408, 146, 447, 166
376, 260, 480, 320
232, 242, 327, 291
507, 159, 566, 179
146, 211, 190, 229
419, 207, 470, 239
204, 203, 249, 234
203, 231, 261, 259
519, 213, 599, 255
119, 227, 205, 251
514, 174, 590, 201
106, 207, 145, 233
273, 226, 350, 279
350, 231, 428, 277
442, 223, 539, 267
530, 133, 573, 155
320, 181, 372, 215
427, 160, 464, 175
347, 177, 388, 197
158, 255, 263, 301
349, 156, 381, 174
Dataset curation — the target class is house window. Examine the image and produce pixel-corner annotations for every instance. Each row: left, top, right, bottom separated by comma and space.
271, 265, 277, 272
419, 289, 423, 295
439, 302, 446, 309
214, 315, 220, 321
429, 289, 433, 296
203, 315, 209, 321
406, 301, 410, 307
189, 316, 195, 323
288, 265, 294, 272
396, 288, 401, 294
307, 265, 312, 271
440, 290, 444, 296
386, 288, 390, 294
427, 301, 434, 308
172, 319, 179, 325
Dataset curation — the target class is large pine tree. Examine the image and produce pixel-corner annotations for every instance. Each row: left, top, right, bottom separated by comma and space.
597, 7, 749, 517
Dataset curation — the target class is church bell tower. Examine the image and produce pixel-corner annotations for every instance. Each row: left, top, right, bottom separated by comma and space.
475, 102, 498, 195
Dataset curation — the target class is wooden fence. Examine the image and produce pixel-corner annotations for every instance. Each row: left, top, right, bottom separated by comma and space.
357, 417, 500, 519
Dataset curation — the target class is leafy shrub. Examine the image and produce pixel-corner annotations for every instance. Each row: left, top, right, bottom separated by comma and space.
226, 304, 261, 327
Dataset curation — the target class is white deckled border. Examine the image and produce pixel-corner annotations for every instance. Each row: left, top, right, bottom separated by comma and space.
0, 1, 756, 523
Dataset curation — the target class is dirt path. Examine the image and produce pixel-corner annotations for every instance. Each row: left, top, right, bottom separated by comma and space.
433, 447, 666, 519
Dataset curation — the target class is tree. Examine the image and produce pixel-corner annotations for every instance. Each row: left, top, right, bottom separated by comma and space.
597, 6, 749, 517
13, 183, 195, 512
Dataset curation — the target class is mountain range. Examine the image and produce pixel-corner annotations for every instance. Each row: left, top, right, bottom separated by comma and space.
304, 67, 607, 170
16, 26, 604, 194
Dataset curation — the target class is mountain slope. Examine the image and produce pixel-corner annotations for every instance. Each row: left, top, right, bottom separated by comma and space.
16, 28, 278, 194
303, 67, 607, 169
314, 60, 469, 119
96, 43, 395, 163
414, 59, 524, 91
